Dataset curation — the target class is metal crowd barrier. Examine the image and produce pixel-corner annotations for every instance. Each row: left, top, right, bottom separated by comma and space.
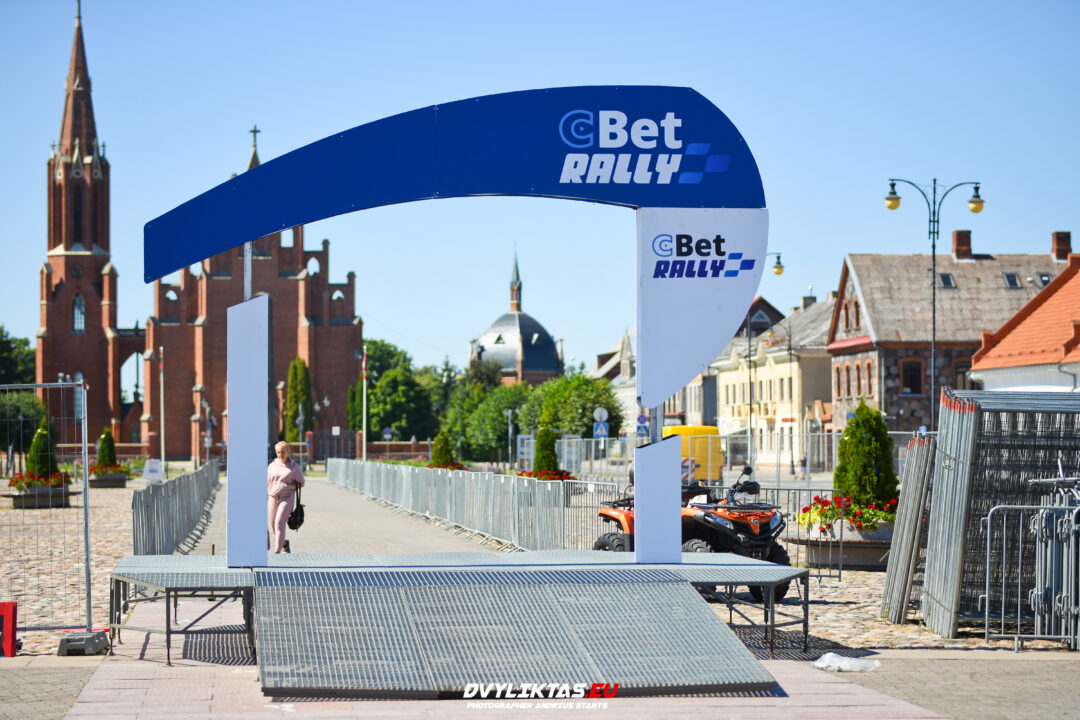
132, 460, 219, 555
326, 460, 622, 551
881, 433, 936, 624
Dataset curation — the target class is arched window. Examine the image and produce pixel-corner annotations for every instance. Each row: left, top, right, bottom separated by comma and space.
835, 366, 842, 397
74, 370, 84, 420
854, 299, 861, 329
866, 360, 874, 396
72, 293, 86, 333
855, 363, 862, 396
843, 302, 850, 330
307, 257, 320, 275
844, 364, 851, 397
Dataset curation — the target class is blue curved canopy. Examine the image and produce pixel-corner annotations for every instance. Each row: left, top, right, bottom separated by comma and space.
144, 85, 765, 282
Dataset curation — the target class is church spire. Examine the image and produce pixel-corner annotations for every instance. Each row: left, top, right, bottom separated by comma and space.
510, 254, 522, 312
58, 3, 97, 157
248, 125, 261, 170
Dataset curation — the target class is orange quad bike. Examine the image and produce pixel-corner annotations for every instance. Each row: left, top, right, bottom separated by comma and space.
593, 466, 791, 603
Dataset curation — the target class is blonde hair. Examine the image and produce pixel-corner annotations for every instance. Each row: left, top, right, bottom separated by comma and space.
274, 441, 290, 455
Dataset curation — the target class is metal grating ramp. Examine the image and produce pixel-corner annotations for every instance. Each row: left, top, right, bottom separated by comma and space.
254, 567, 776, 698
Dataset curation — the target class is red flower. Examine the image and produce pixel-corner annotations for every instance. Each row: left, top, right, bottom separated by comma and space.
801, 506, 810, 514
868, 503, 877, 510
833, 496, 842, 507
819, 526, 827, 534
824, 522, 832, 530
855, 521, 864, 530
855, 509, 863, 516
888, 498, 898, 506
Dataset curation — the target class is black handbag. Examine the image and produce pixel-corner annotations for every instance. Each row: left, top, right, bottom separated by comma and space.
287, 485, 305, 530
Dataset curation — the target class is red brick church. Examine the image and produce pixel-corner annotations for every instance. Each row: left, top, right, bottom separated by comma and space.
37, 11, 363, 460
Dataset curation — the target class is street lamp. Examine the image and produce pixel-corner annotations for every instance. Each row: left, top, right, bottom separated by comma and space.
885, 178, 984, 429
746, 252, 785, 465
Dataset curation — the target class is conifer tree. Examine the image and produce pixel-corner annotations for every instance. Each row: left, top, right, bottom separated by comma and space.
532, 426, 559, 475
834, 400, 898, 505
430, 431, 454, 467
284, 357, 314, 442
97, 427, 117, 468
26, 414, 60, 479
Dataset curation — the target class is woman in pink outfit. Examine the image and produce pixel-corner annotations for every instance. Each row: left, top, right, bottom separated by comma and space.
267, 440, 305, 553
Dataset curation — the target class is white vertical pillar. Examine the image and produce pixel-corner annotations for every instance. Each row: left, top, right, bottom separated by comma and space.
227, 294, 270, 567
633, 435, 682, 564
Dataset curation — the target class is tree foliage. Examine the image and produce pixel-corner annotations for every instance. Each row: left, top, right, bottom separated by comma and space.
532, 426, 558, 474
26, 414, 60, 479
0, 326, 34, 385
834, 400, 898, 505
430, 431, 455, 467
518, 374, 623, 438
0, 391, 46, 453
348, 339, 415, 435
284, 357, 313, 442
369, 367, 436, 441
466, 383, 532, 459
97, 427, 117, 467
440, 378, 488, 459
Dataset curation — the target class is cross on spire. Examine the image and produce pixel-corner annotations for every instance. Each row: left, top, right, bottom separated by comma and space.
250, 124, 260, 150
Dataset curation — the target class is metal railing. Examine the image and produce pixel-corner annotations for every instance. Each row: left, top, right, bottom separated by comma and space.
132, 460, 219, 555
0, 382, 92, 633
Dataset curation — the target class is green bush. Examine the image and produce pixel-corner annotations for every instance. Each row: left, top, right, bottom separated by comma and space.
834, 401, 898, 506
26, 414, 59, 479
430, 431, 455, 468
97, 427, 117, 467
532, 426, 559, 475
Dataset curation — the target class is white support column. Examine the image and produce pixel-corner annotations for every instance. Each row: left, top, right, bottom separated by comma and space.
227, 294, 270, 567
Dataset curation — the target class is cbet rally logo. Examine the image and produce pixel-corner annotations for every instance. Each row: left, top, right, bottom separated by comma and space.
650, 233, 755, 279
557, 109, 730, 186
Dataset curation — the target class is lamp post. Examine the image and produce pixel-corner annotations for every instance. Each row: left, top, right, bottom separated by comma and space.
885, 178, 984, 429
746, 252, 784, 467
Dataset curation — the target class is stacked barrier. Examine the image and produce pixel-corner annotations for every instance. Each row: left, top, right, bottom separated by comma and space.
881, 433, 936, 623
132, 461, 219, 555
920, 390, 1080, 638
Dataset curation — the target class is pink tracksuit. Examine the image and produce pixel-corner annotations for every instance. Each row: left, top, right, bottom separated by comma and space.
267, 457, 304, 551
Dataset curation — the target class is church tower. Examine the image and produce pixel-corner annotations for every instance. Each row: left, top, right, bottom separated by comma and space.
38, 7, 143, 442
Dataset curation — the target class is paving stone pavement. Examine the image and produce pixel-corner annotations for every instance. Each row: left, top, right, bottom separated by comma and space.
3, 471, 1080, 718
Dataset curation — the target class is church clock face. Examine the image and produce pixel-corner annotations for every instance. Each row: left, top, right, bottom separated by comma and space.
71, 264, 83, 278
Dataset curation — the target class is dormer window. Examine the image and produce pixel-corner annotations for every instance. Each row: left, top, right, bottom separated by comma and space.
1003, 272, 1021, 289
1037, 273, 1051, 287
939, 273, 956, 289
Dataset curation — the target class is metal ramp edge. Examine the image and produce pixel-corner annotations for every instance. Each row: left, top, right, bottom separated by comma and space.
253, 567, 776, 698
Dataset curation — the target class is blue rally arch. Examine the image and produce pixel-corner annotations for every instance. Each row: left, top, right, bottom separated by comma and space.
144, 86, 769, 565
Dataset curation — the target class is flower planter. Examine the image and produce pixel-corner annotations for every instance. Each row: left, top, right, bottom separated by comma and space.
89, 473, 128, 489
10, 485, 73, 509
790, 523, 894, 570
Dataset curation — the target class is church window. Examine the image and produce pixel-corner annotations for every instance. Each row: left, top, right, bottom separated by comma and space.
331, 290, 345, 301
72, 293, 86, 333
165, 289, 178, 301
494, 334, 505, 344
73, 185, 83, 248
900, 359, 924, 395
307, 257, 320, 275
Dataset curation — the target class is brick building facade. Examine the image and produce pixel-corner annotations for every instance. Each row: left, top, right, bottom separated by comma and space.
38, 14, 363, 459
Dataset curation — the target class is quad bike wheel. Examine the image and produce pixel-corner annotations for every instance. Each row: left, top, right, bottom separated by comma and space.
593, 531, 630, 552
749, 542, 792, 604
681, 538, 712, 552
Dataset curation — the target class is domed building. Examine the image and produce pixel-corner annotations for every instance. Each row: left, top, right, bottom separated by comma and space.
469, 257, 563, 386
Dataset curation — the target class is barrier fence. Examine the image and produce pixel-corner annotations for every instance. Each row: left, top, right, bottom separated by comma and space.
326, 460, 848, 578
0, 382, 92, 634
132, 461, 219, 555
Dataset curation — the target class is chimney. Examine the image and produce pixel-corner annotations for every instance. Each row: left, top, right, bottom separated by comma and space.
1053, 231, 1071, 261
827, 290, 837, 301
801, 294, 817, 310
953, 230, 972, 260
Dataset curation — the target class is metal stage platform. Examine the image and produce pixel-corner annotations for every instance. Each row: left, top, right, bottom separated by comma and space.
109, 551, 807, 698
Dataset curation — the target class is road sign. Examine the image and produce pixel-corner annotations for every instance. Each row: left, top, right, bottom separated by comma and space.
383, 427, 392, 440
593, 422, 609, 438
636, 424, 648, 437
593, 407, 609, 423
332, 426, 341, 436
637, 414, 648, 426
142, 459, 164, 483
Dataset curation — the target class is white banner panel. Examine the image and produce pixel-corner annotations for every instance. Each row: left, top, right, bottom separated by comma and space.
227, 295, 270, 567
635, 207, 768, 409
634, 436, 683, 563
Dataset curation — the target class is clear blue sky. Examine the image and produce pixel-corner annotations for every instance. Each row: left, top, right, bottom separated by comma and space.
3, 1, 1078, 396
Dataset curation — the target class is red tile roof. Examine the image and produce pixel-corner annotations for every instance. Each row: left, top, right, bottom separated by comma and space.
972, 255, 1080, 370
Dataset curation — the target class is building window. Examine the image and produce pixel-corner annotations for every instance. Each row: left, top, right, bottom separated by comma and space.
788, 376, 793, 403
939, 273, 956, 289
844, 364, 851, 397
779, 377, 785, 401
853, 299, 861, 328
855, 363, 862, 396
1003, 272, 1021, 289
900, 359, 924, 395
835, 366, 842, 397
843, 302, 850, 330
72, 293, 86, 333
866, 360, 873, 396
1037, 272, 1052, 287
955, 361, 983, 391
